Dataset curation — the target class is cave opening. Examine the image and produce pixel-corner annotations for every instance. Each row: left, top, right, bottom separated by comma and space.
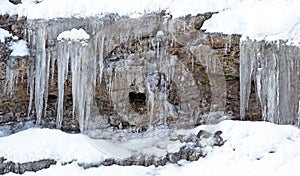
128, 92, 147, 114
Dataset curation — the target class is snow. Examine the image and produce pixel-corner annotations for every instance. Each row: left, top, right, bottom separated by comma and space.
1, 0, 242, 19
202, 0, 300, 45
0, 128, 108, 163
9, 40, 29, 56
1, 120, 300, 176
1, 0, 300, 43
0, 28, 11, 43
57, 28, 90, 41
1, 0, 300, 175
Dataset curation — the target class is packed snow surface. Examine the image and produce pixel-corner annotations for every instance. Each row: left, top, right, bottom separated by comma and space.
1, 120, 300, 176
57, 28, 90, 41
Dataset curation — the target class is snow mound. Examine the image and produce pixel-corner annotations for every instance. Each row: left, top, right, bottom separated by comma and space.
0, 128, 108, 163
57, 28, 90, 41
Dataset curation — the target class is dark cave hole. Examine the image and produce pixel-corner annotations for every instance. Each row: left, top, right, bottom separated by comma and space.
128, 92, 147, 114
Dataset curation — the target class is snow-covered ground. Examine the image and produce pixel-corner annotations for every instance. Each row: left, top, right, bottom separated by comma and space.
1, 120, 300, 176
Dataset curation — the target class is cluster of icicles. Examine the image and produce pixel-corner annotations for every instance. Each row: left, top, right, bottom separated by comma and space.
3, 17, 300, 133
240, 39, 300, 125
25, 22, 106, 131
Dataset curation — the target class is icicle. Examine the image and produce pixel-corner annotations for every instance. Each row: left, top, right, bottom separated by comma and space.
146, 76, 155, 126
4, 68, 19, 96
44, 50, 51, 117
50, 55, 56, 85
56, 41, 69, 129
34, 24, 47, 125
298, 100, 300, 126
27, 65, 35, 117
99, 35, 105, 84
240, 39, 256, 120
240, 39, 300, 125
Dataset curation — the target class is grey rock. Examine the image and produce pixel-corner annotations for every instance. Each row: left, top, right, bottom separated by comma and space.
9, 0, 21, 5
0, 158, 56, 175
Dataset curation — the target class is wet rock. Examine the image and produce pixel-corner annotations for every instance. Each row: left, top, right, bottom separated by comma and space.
0, 43, 11, 62
101, 158, 116, 166
197, 130, 211, 138
5, 56, 29, 70
213, 130, 225, 146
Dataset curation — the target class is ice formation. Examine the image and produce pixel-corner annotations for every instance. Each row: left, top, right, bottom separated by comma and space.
3, 15, 235, 137
25, 18, 104, 130
240, 39, 300, 125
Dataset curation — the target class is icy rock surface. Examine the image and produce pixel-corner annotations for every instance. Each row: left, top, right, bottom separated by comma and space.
1, 14, 242, 137
23, 16, 205, 133
240, 39, 300, 125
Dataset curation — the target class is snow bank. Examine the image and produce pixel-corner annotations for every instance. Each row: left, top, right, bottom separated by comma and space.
1, 120, 300, 176
2, 0, 244, 19
0, 28, 11, 43
2, 0, 300, 43
57, 28, 90, 41
0, 128, 108, 163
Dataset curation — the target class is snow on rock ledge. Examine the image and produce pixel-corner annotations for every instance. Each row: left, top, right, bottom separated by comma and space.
0, 28, 11, 43
57, 28, 90, 42
203, 0, 300, 46
9, 40, 29, 56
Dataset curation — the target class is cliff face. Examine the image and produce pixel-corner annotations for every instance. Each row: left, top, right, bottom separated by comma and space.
0, 13, 260, 136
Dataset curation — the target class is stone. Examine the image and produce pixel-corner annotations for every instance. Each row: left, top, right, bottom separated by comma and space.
9, 0, 22, 5
0, 158, 56, 175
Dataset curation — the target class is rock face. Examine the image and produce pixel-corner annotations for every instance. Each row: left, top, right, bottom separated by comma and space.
0, 13, 261, 135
